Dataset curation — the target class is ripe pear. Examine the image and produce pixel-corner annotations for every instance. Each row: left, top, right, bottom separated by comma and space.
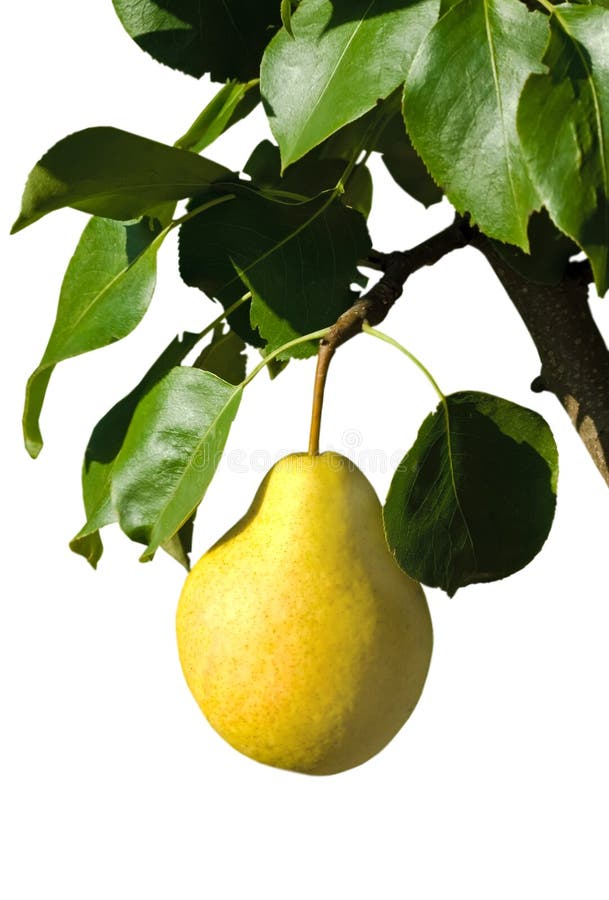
176, 452, 432, 775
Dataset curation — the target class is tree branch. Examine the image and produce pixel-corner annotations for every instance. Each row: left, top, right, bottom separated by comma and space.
470, 236, 609, 486
313, 214, 609, 485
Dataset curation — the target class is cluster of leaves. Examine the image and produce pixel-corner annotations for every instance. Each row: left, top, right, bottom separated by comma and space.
13, 0, 608, 593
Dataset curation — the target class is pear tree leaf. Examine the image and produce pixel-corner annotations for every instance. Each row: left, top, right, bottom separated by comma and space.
261, 0, 440, 169
112, 0, 281, 81
11, 127, 230, 232
179, 185, 370, 358
404, 0, 548, 249
517, 4, 609, 295
23, 216, 169, 458
162, 513, 197, 569
374, 104, 442, 208
280, 0, 298, 37
175, 79, 261, 154
384, 391, 558, 596
341, 164, 374, 220
193, 324, 247, 385
111, 367, 242, 561
250, 88, 437, 209
70, 331, 205, 567
304, 90, 442, 207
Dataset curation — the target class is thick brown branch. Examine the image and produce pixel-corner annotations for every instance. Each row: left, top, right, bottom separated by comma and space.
470, 237, 609, 486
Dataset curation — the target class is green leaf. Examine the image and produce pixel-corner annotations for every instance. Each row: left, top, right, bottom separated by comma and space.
111, 368, 242, 561
23, 216, 167, 458
179, 185, 370, 357
404, 0, 548, 249
261, 0, 440, 169
307, 90, 442, 207
517, 4, 609, 295
175, 79, 261, 154
374, 104, 442, 208
112, 0, 281, 81
11, 127, 230, 232
491, 209, 579, 285
384, 391, 558, 596
70, 331, 204, 567
193, 324, 247, 384
281, 0, 297, 37
162, 514, 197, 569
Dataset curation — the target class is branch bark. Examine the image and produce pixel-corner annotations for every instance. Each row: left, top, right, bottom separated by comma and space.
313, 215, 609, 485
470, 237, 609, 486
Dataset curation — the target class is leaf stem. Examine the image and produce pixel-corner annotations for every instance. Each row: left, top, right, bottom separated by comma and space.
171, 193, 236, 229
361, 322, 445, 402
334, 100, 396, 195
241, 328, 330, 389
362, 323, 471, 547
196, 291, 251, 342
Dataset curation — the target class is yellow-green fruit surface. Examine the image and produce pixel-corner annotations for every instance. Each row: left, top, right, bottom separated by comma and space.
176, 452, 433, 775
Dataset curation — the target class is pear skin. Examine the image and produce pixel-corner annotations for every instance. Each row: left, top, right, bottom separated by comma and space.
176, 452, 433, 775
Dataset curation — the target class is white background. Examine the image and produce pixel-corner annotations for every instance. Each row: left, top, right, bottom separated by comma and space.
3, 3, 609, 897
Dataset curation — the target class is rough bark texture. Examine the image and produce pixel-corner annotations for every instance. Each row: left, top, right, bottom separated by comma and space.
472, 238, 609, 486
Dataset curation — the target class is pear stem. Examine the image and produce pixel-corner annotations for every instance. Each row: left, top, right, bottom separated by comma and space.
308, 341, 335, 455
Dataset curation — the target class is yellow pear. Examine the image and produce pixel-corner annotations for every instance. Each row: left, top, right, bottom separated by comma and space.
176, 452, 433, 775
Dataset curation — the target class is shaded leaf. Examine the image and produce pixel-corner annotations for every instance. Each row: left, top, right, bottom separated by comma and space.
161, 512, 197, 569
23, 216, 167, 458
112, 0, 281, 81
492, 209, 579, 285
309, 91, 442, 207
175, 79, 260, 154
517, 4, 609, 295
384, 391, 558, 596
281, 0, 297, 37
193, 324, 247, 384
179, 185, 370, 357
404, 0, 548, 248
261, 0, 440, 168
374, 102, 442, 207
261, 348, 290, 380
111, 367, 242, 561
70, 331, 204, 567
11, 127, 230, 232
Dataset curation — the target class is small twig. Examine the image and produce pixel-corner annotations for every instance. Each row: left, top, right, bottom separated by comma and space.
323, 215, 473, 352
307, 215, 473, 453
